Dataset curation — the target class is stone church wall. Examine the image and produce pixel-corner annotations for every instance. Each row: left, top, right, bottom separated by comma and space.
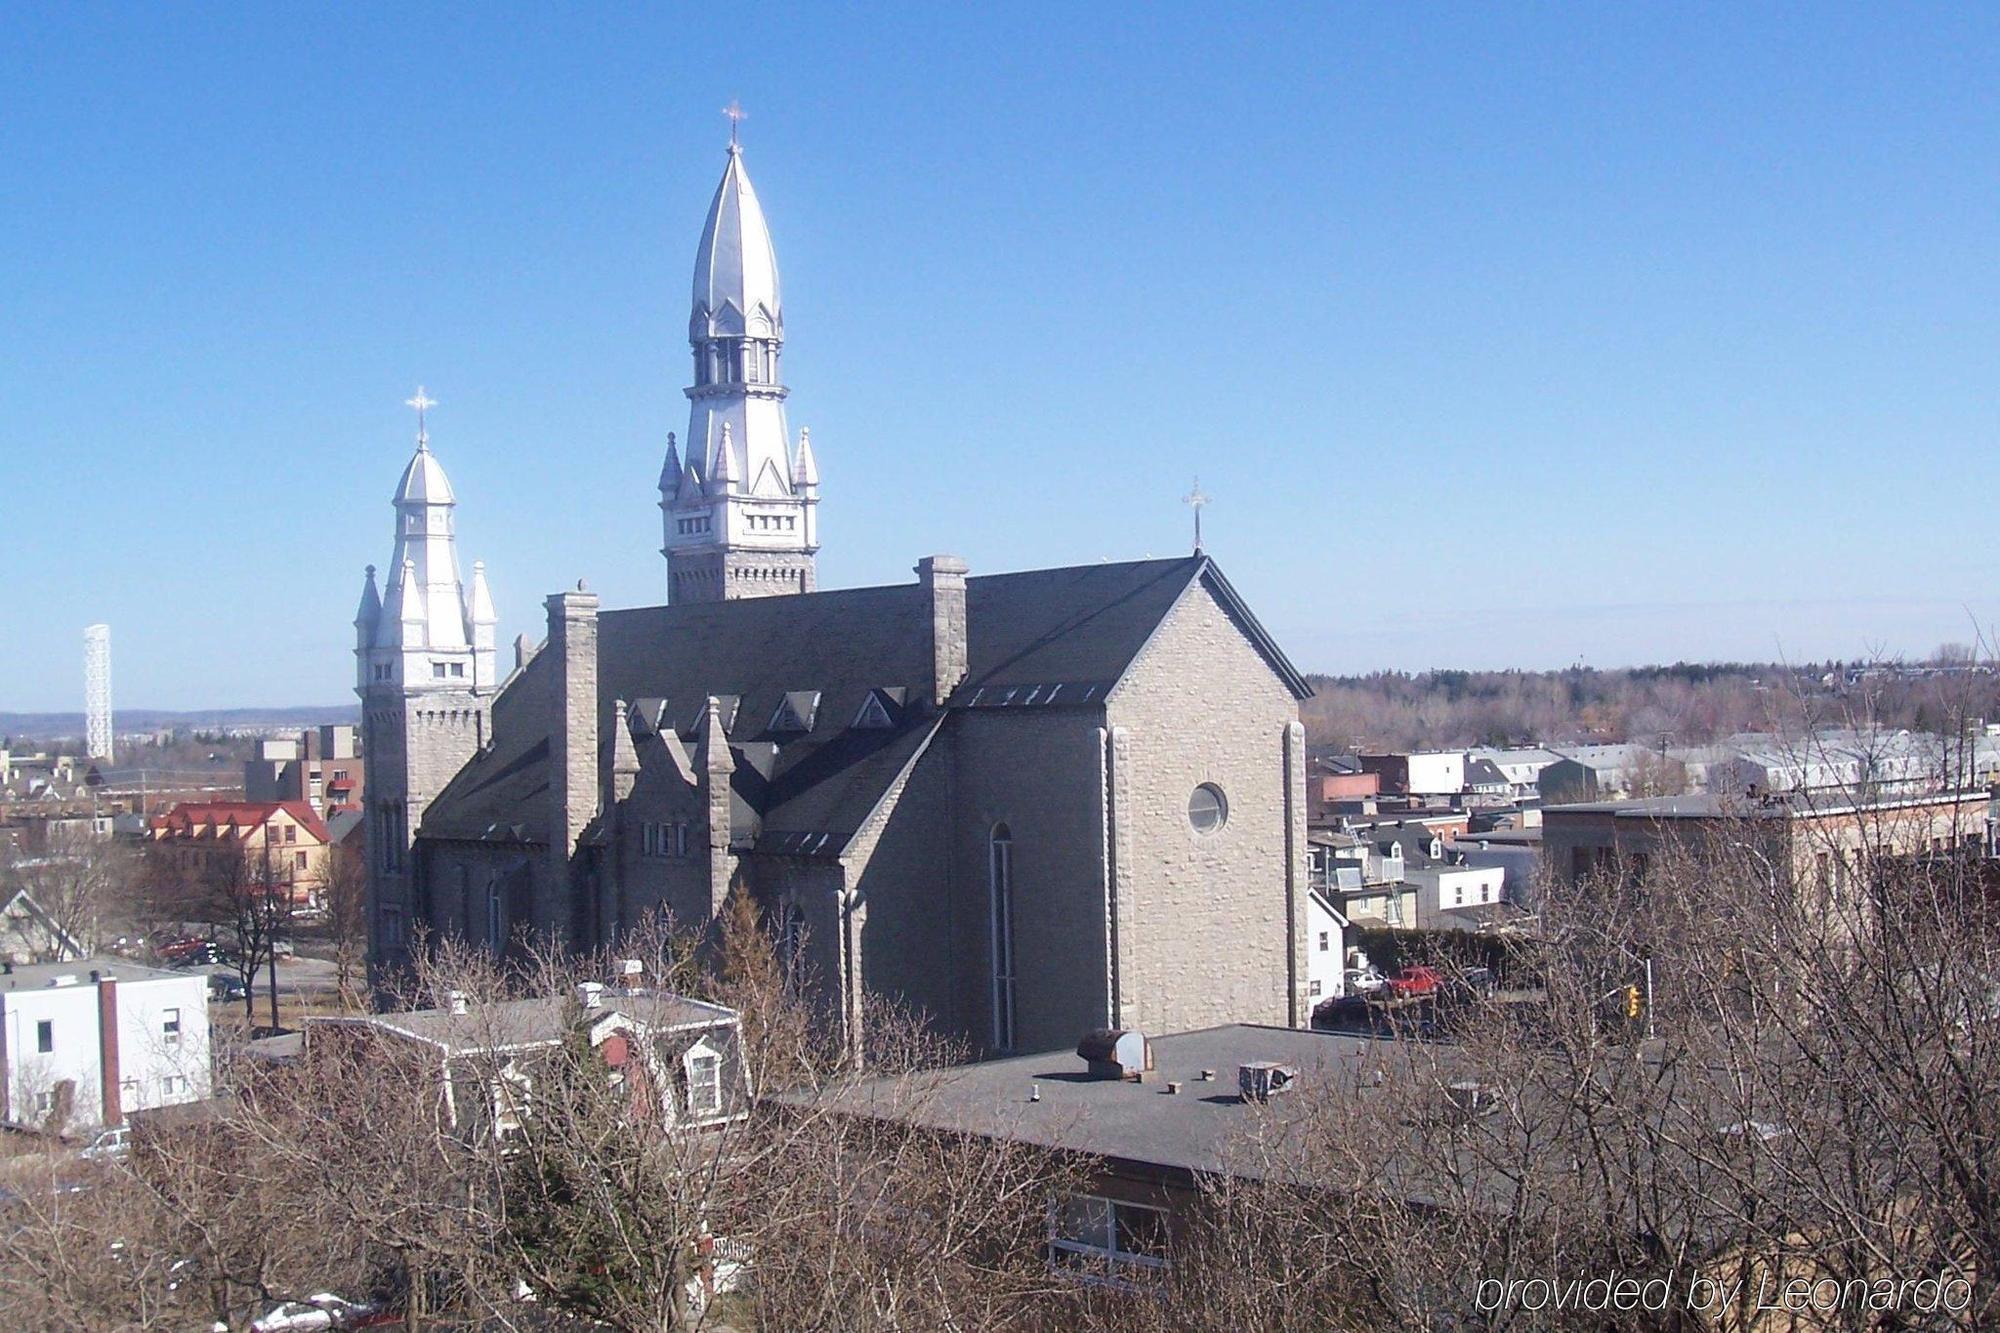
1106, 581, 1305, 1036
939, 709, 1113, 1056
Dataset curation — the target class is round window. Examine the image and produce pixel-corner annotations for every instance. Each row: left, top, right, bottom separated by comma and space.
1188, 783, 1227, 834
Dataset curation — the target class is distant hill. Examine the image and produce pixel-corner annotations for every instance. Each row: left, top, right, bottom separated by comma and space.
0, 705, 361, 741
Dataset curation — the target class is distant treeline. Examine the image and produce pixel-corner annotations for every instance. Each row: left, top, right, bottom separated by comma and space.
1300, 658, 2000, 752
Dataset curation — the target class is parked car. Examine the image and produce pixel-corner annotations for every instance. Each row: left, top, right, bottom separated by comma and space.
80, 1126, 129, 1162
271, 938, 297, 960
1312, 993, 1374, 1029
1343, 966, 1388, 995
250, 1292, 385, 1332
1448, 966, 1498, 1001
207, 972, 248, 1003
158, 936, 212, 963
169, 945, 228, 970
1385, 965, 1445, 999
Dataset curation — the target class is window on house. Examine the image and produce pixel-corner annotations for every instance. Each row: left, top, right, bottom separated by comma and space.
1317, 931, 1329, 952
162, 1074, 190, 1097
433, 663, 448, 679
1308, 979, 1322, 998
295, 851, 308, 870
34, 1091, 56, 1115
1050, 1195, 1168, 1282
284, 825, 297, 843
450, 662, 465, 678
162, 1008, 181, 1047
36, 1020, 53, 1054
990, 825, 1016, 1052
686, 1048, 722, 1115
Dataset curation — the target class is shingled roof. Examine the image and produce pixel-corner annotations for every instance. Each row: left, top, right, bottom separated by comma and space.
420, 556, 1308, 856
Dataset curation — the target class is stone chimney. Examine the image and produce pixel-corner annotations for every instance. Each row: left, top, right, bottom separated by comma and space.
544, 583, 600, 941
916, 555, 969, 707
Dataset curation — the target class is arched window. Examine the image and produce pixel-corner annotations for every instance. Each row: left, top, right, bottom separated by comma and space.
989, 824, 1016, 1052
778, 903, 806, 982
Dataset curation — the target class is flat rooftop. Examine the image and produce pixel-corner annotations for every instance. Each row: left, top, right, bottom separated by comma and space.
809, 1024, 1454, 1179
1, 957, 184, 993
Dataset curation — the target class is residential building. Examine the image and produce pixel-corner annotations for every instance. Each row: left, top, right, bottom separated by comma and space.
0, 888, 85, 965
146, 800, 332, 910
1467, 746, 1562, 800
1454, 830, 1543, 908
1406, 863, 1509, 930
0, 958, 210, 1135
1360, 751, 1465, 797
1541, 789, 1991, 893
803, 1024, 1408, 1284
1463, 757, 1511, 800
1305, 757, 1378, 823
1538, 744, 1679, 803
244, 725, 365, 816
307, 979, 746, 1141
1303, 890, 1350, 1003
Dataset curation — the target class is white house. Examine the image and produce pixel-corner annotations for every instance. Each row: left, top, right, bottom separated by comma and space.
0, 958, 211, 1136
1404, 863, 1508, 916
1304, 890, 1350, 1004
307, 977, 748, 1143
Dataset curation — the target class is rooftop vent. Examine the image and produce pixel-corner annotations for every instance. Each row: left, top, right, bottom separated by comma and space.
1239, 1061, 1297, 1103
620, 959, 644, 987
577, 981, 606, 1012
447, 990, 469, 1016
51, 974, 79, 988
1077, 1029, 1153, 1082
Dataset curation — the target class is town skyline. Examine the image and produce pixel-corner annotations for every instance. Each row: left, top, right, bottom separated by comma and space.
5, 7, 1998, 709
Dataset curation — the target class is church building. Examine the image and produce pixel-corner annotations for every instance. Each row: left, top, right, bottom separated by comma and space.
358, 136, 1314, 1054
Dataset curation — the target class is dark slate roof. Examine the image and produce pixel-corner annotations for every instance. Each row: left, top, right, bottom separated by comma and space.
420, 556, 1309, 857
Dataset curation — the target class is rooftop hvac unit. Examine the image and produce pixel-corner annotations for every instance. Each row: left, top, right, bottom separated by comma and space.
1239, 1061, 1297, 1102
1076, 1029, 1153, 1081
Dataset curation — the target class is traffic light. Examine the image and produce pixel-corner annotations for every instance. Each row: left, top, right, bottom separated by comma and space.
1624, 985, 1642, 1020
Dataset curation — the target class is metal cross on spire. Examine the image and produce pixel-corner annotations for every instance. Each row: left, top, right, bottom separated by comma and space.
723, 98, 747, 150
1182, 477, 1211, 553
405, 385, 437, 448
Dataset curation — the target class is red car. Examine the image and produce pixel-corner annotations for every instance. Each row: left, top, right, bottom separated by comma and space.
1384, 965, 1445, 999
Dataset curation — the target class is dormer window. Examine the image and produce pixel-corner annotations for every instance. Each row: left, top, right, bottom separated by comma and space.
853, 687, 906, 731
769, 691, 820, 734
683, 1037, 724, 1116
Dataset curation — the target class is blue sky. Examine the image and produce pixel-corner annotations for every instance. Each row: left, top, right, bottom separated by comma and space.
2, 6, 1997, 710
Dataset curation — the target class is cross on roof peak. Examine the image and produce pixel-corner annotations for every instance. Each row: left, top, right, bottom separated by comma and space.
1181, 477, 1211, 553
723, 99, 746, 151
405, 385, 437, 447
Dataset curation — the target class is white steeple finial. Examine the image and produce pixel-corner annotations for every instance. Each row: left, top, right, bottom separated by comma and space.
659, 431, 682, 498
793, 427, 820, 488
405, 385, 438, 449
1182, 477, 1211, 553
723, 98, 746, 152
709, 421, 738, 492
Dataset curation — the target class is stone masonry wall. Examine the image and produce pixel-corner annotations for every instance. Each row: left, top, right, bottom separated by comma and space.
1105, 580, 1305, 1036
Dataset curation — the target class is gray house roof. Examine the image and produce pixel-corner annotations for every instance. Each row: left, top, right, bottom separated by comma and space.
421, 556, 1309, 858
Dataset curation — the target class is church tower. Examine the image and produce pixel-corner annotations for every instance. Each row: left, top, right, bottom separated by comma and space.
660, 130, 820, 603
355, 389, 498, 979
